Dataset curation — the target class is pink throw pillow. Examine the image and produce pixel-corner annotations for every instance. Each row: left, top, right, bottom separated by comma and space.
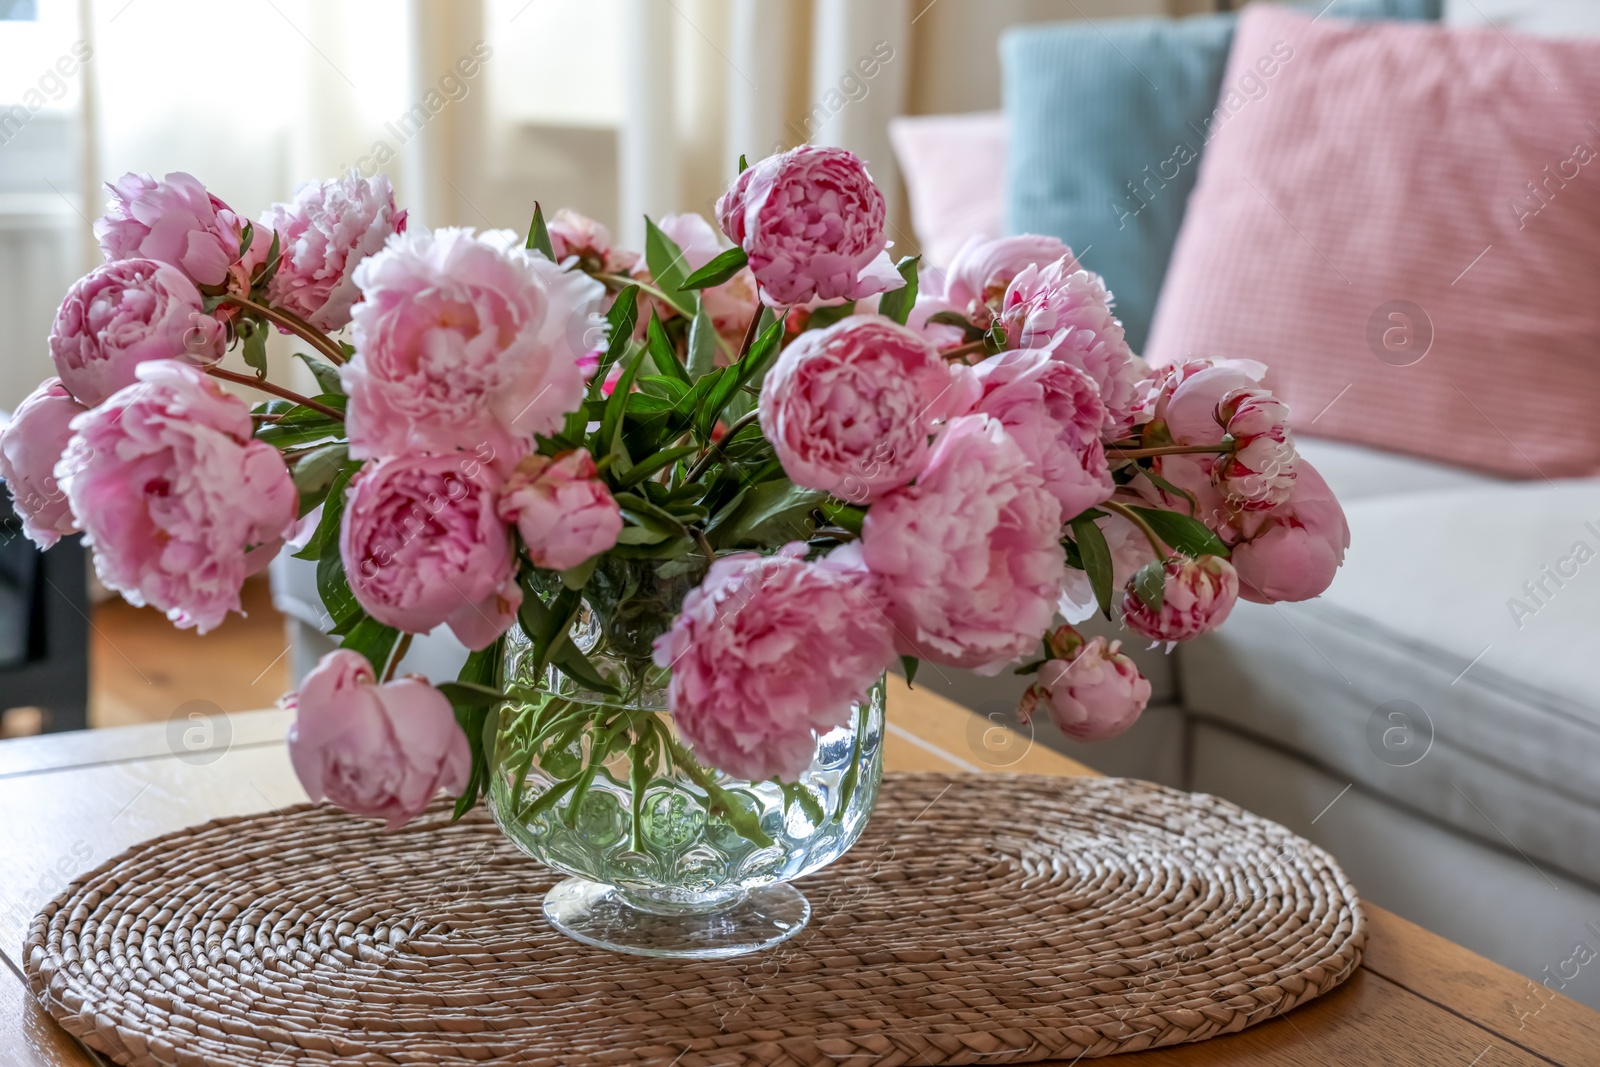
889, 112, 1007, 268
1145, 6, 1600, 478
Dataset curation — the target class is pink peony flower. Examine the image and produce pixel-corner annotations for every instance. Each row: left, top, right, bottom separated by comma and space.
1020, 630, 1151, 742
49, 258, 225, 407
1230, 460, 1348, 604
715, 146, 897, 307
1145, 358, 1267, 446
284, 649, 470, 829
972, 349, 1112, 519
94, 172, 246, 287
57, 362, 296, 633
257, 173, 407, 333
547, 208, 636, 273
912, 233, 1079, 340
655, 212, 758, 348
759, 316, 974, 504
652, 543, 893, 781
341, 227, 603, 466
1213, 387, 1297, 510
497, 449, 621, 571
0, 379, 86, 548
860, 415, 1066, 672
1001, 258, 1143, 435
1122, 555, 1239, 643
339, 451, 521, 650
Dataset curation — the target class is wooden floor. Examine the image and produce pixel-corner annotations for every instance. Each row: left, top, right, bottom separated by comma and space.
4, 576, 293, 735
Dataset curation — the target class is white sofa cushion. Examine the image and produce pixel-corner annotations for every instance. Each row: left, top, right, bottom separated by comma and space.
1179, 478, 1600, 886
1294, 435, 1496, 501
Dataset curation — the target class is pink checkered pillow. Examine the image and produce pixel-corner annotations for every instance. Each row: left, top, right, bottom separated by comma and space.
1145, 6, 1600, 478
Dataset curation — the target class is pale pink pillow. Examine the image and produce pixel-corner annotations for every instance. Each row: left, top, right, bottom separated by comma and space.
1145, 6, 1600, 478
889, 112, 1007, 268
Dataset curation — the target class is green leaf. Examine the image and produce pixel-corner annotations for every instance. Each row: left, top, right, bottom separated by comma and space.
562, 764, 601, 829
1140, 470, 1199, 516
289, 443, 348, 504
738, 153, 749, 173
680, 246, 749, 290
707, 479, 825, 548
819, 500, 865, 536
293, 353, 345, 397
615, 491, 691, 538
1128, 505, 1230, 559
241, 323, 269, 378
900, 655, 920, 687
1071, 515, 1115, 620
292, 462, 356, 560
615, 525, 671, 546
644, 311, 691, 384
516, 581, 581, 678
599, 347, 646, 457
250, 230, 283, 290
697, 316, 784, 438
783, 781, 824, 823
875, 255, 921, 326
436, 681, 505, 709
835, 700, 869, 818
525, 202, 556, 260
686, 301, 719, 380
1132, 559, 1167, 614
338, 615, 400, 675
558, 555, 600, 591
589, 286, 640, 398
706, 786, 773, 848
516, 579, 619, 695
805, 301, 856, 331
644, 217, 697, 318
628, 722, 658, 851
518, 774, 582, 823
236, 220, 254, 261
551, 642, 620, 696
616, 444, 697, 488
637, 375, 691, 402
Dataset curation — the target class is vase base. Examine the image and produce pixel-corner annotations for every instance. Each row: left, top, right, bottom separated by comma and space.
543, 877, 810, 958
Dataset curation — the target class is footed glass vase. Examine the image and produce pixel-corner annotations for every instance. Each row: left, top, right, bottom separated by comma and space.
486, 561, 885, 959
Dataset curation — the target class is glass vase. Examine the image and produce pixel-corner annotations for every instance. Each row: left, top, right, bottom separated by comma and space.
486, 559, 885, 959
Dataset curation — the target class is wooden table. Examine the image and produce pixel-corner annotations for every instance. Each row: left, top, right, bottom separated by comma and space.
2, 679, 1595, 1065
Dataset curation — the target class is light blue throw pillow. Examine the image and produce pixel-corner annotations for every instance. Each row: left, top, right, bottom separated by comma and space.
1002, 0, 1442, 353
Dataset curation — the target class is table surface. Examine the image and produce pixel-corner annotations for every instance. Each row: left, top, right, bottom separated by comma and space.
2, 678, 1596, 1066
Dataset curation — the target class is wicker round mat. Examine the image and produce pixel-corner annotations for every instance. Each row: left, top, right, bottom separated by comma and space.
26, 772, 1364, 1066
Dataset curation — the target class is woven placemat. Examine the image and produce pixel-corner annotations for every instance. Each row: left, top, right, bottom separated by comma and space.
26, 772, 1364, 1066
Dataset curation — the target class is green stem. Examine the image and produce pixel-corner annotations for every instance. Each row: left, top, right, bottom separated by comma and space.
382, 632, 414, 683
940, 338, 992, 362
1107, 442, 1232, 460
1101, 499, 1171, 559
734, 298, 765, 364
595, 272, 678, 310
217, 293, 347, 365
683, 408, 761, 483
206, 367, 344, 420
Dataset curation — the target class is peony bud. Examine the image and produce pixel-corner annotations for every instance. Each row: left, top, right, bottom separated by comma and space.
1213, 387, 1297, 511
285, 649, 471, 829
1020, 634, 1152, 741
1122, 555, 1239, 643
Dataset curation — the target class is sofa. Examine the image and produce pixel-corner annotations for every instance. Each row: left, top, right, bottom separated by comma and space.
896, 0, 1600, 1010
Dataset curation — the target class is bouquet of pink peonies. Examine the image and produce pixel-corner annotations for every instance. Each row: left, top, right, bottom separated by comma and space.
2, 147, 1348, 834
